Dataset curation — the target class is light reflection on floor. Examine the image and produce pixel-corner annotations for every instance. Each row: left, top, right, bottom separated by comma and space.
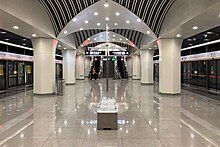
0, 79, 219, 147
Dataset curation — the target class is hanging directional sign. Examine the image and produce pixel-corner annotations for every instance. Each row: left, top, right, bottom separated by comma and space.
85, 51, 106, 56
109, 51, 129, 56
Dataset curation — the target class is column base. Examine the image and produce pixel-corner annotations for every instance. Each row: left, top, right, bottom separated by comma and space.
34, 92, 55, 95
141, 83, 153, 85
159, 92, 181, 95
65, 83, 76, 85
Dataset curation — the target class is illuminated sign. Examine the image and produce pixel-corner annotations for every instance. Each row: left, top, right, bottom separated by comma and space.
109, 51, 129, 56
85, 51, 106, 56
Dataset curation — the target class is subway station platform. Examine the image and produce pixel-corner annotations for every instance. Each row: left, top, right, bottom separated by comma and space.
0, 79, 219, 147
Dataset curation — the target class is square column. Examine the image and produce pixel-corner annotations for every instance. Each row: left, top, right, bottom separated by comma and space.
32, 38, 57, 94
132, 55, 141, 80
157, 38, 183, 94
140, 49, 154, 84
62, 49, 76, 85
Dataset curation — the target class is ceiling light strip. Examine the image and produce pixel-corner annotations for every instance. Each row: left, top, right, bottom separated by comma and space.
0, 41, 63, 57
0, 40, 33, 51
181, 39, 220, 51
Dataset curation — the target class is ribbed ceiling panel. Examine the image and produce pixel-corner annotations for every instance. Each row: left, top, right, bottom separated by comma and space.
39, 0, 175, 36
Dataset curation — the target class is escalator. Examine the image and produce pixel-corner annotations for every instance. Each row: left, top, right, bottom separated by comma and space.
117, 58, 128, 79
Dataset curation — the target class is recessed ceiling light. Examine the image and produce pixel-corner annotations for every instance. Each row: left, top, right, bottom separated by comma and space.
64, 30, 68, 34
176, 34, 181, 37
154, 45, 157, 48
104, 3, 109, 7
58, 45, 62, 48
105, 17, 110, 21
126, 20, 130, 24
88, 38, 90, 40
80, 28, 83, 30
187, 39, 192, 41
126, 38, 128, 40
64, 48, 67, 50
32, 34, 37, 37
193, 26, 198, 30
1, 32, 6, 34
113, 35, 116, 37
4, 39, 10, 41
116, 12, 120, 16
207, 32, 214, 34
94, 12, 98, 16
149, 48, 152, 50
81, 45, 84, 47
120, 38, 122, 41
90, 42, 93, 44
203, 34, 208, 38
94, 38, 97, 41
97, 23, 101, 26
137, 19, 141, 22
115, 23, 118, 26
13, 26, 19, 29
113, 39, 115, 41
22, 43, 26, 46
124, 42, 126, 44
193, 38, 197, 41
73, 18, 77, 22
84, 20, 88, 24
189, 43, 193, 46
22, 39, 27, 41
147, 31, 150, 34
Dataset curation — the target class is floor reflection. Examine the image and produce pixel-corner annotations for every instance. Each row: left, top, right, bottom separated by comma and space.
0, 79, 219, 146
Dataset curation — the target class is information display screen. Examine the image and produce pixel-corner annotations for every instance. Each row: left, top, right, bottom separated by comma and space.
109, 51, 129, 56
85, 51, 106, 56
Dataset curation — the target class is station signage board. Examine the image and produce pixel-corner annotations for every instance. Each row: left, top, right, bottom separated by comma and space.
85, 51, 106, 56
109, 51, 129, 56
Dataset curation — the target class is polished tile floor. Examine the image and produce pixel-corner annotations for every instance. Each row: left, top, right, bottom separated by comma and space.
0, 79, 220, 147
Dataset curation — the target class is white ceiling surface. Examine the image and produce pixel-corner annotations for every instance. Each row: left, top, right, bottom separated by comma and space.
160, 0, 220, 39
58, 0, 156, 39
0, 9, 51, 39
81, 31, 136, 48
0, 0, 55, 38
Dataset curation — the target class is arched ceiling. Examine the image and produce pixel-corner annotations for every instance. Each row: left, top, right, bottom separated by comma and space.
81, 31, 136, 48
72, 29, 143, 49
84, 42, 135, 53
39, 0, 176, 36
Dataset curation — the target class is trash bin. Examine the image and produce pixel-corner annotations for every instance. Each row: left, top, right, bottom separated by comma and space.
57, 79, 65, 95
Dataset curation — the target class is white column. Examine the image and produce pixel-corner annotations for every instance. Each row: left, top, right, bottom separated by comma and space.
32, 38, 57, 94
157, 38, 183, 94
132, 55, 141, 80
85, 57, 91, 78
140, 49, 154, 84
76, 55, 85, 80
62, 49, 76, 85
